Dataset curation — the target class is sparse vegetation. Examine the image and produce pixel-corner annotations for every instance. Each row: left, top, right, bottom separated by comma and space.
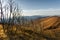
0, 16, 60, 40
0, 0, 60, 40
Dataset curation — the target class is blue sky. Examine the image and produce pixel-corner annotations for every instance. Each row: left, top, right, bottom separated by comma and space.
15, 0, 60, 16
17, 0, 60, 10
2, 0, 60, 16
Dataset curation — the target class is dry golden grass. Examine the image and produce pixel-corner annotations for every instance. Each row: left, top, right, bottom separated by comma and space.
0, 16, 60, 40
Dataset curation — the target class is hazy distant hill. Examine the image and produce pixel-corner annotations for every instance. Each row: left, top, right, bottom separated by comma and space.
23, 15, 49, 21
0, 15, 48, 24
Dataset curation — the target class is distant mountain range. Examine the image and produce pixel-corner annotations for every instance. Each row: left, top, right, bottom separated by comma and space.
0, 15, 49, 24
23, 15, 49, 20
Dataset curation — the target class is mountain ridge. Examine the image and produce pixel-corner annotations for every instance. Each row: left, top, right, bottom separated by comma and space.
33, 16, 60, 30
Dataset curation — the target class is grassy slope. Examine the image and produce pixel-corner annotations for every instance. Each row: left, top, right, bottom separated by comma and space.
0, 16, 60, 40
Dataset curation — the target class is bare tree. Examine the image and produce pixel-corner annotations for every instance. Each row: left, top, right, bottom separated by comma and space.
8, 0, 14, 24
0, 0, 4, 23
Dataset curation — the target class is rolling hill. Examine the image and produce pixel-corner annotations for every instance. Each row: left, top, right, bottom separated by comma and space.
21, 16, 60, 39
0, 16, 60, 40
33, 16, 60, 30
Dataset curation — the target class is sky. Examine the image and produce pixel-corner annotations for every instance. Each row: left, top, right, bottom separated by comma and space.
16, 0, 60, 16
1, 0, 60, 16
17, 0, 60, 10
